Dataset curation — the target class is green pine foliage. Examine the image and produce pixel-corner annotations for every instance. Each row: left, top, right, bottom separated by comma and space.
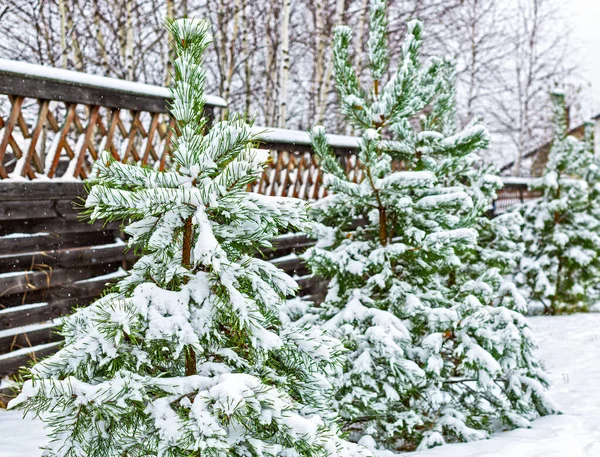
303, 0, 557, 451
8, 18, 372, 457
436, 67, 526, 289
517, 92, 600, 314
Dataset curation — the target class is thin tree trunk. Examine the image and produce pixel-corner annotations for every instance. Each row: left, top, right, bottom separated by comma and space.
94, 0, 111, 74
466, 0, 479, 121
312, 1, 325, 122
125, 1, 134, 80
242, 0, 252, 115
278, 0, 291, 128
165, 0, 175, 85
68, 0, 85, 71
265, 1, 278, 126
354, 0, 369, 79
58, 0, 68, 68
315, 0, 347, 125
223, 0, 242, 120
182, 215, 197, 376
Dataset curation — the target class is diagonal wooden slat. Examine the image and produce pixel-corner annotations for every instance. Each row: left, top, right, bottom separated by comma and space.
45, 108, 61, 133
47, 104, 77, 178
73, 105, 99, 179
104, 109, 122, 160
159, 118, 176, 171
21, 99, 50, 178
142, 113, 160, 165
0, 96, 25, 178
122, 111, 141, 163
11, 96, 31, 139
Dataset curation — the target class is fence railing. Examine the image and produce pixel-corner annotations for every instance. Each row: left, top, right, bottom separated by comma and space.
0, 59, 541, 387
0, 58, 540, 203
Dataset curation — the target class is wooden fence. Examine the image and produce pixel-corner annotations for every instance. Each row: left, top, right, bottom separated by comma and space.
0, 59, 540, 388
0, 182, 322, 382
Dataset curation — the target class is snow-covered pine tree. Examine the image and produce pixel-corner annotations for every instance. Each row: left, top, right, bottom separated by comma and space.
9, 18, 371, 457
304, 0, 557, 450
434, 64, 526, 286
518, 91, 600, 314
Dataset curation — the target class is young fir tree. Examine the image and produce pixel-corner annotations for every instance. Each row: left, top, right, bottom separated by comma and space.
517, 92, 600, 314
9, 19, 371, 457
435, 66, 527, 284
303, 0, 557, 450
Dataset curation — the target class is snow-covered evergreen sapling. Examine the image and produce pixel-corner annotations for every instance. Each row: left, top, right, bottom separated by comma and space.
435, 65, 527, 286
9, 18, 371, 457
518, 91, 600, 314
304, 0, 557, 450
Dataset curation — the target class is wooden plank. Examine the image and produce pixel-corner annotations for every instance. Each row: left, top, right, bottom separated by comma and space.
21, 99, 49, 177
0, 200, 56, 221
270, 256, 308, 276
0, 271, 119, 310
0, 96, 25, 178
104, 108, 122, 160
0, 323, 61, 355
0, 242, 134, 272
122, 111, 141, 163
0, 181, 85, 201
73, 105, 99, 178
0, 341, 62, 378
47, 104, 77, 178
0, 230, 116, 255
0, 263, 121, 297
0, 295, 98, 331
0, 73, 170, 113
0, 198, 80, 221
0, 218, 120, 236
142, 113, 160, 164
270, 233, 314, 251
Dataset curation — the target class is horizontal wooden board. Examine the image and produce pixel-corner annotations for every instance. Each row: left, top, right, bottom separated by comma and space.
0, 230, 117, 255
0, 201, 57, 221
0, 271, 118, 311
0, 200, 82, 222
0, 341, 62, 378
0, 217, 120, 236
270, 233, 314, 250
0, 242, 134, 273
0, 295, 101, 331
0, 322, 61, 355
271, 255, 309, 277
0, 262, 121, 297
0, 73, 169, 113
0, 182, 85, 201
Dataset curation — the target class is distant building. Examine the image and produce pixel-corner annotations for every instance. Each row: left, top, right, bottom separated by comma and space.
500, 112, 600, 177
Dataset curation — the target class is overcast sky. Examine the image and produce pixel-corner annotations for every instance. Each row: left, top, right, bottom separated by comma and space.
570, 0, 600, 118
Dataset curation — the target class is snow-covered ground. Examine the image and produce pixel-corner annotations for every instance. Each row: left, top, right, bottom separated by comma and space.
1, 314, 600, 457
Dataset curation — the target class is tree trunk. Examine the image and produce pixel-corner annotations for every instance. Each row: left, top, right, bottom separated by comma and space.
315, 0, 347, 125
278, 0, 291, 128
182, 215, 196, 376
58, 0, 68, 69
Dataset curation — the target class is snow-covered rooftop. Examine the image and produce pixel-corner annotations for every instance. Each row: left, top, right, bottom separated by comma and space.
0, 58, 227, 108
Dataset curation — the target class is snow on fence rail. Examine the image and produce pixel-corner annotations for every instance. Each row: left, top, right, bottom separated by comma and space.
0, 58, 225, 180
